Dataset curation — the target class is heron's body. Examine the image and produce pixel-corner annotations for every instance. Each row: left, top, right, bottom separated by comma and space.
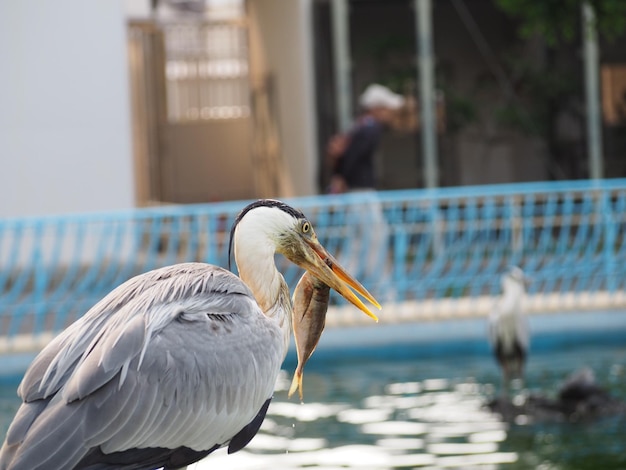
488, 267, 529, 390
490, 313, 527, 379
1, 264, 283, 469
0, 200, 380, 470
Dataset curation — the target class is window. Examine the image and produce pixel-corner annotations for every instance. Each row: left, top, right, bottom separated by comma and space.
162, 0, 249, 122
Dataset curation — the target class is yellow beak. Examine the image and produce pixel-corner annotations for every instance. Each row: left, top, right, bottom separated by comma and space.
301, 237, 381, 322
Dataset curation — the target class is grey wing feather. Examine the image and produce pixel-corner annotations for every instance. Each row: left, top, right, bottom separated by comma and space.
19, 263, 246, 400
2, 262, 284, 470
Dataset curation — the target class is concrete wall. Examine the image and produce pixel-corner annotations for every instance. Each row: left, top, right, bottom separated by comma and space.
247, 0, 319, 197
0, 0, 134, 217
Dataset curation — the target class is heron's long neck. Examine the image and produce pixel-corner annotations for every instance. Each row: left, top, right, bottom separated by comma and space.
502, 281, 525, 315
236, 246, 293, 356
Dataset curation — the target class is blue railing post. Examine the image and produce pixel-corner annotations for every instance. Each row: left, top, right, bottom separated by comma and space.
602, 189, 617, 293
392, 226, 409, 301
508, 195, 523, 267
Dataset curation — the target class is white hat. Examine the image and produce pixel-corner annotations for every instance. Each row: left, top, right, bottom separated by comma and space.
358, 84, 405, 110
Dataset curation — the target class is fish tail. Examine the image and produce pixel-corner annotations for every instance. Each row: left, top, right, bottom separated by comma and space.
288, 369, 303, 400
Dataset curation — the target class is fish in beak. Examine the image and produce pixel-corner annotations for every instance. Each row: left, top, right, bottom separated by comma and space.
288, 272, 329, 400
283, 230, 381, 400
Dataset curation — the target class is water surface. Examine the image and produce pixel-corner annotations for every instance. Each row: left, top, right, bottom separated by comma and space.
197, 340, 626, 469
0, 340, 624, 469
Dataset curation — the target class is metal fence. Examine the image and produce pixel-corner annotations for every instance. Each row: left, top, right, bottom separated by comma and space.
1, 179, 625, 351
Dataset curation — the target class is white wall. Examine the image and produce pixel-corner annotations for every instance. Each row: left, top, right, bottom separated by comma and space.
0, 0, 134, 217
247, 0, 319, 197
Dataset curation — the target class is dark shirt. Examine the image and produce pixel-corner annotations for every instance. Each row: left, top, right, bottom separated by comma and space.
335, 116, 383, 190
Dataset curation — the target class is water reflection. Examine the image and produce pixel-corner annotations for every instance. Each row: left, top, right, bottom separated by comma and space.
193, 343, 625, 469
0, 344, 622, 469
194, 372, 519, 469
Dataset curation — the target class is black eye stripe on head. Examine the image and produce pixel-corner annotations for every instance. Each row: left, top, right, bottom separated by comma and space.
228, 199, 306, 269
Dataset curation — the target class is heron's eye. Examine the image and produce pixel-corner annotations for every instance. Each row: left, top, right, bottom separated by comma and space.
302, 221, 311, 233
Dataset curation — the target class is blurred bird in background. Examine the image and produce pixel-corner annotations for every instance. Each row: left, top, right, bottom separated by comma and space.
488, 266, 530, 397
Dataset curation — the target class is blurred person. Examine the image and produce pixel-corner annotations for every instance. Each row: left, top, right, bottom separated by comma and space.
327, 83, 404, 194
327, 84, 404, 298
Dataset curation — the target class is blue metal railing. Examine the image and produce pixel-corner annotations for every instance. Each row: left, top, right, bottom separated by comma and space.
1, 179, 625, 341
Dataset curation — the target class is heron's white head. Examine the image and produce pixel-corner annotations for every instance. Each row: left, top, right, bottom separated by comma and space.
229, 200, 380, 320
501, 266, 529, 295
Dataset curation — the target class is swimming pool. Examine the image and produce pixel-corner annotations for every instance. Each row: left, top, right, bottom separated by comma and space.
0, 313, 624, 469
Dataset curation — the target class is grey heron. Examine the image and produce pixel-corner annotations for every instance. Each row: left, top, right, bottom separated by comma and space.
488, 266, 530, 395
0, 199, 380, 470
